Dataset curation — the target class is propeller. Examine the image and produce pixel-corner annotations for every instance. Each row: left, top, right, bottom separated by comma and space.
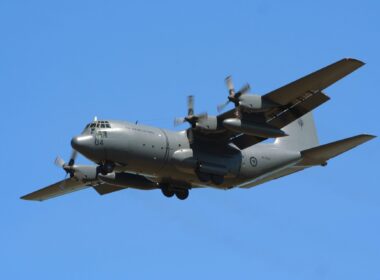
55, 148, 78, 178
174, 95, 208, 128
217, 76, 251, 112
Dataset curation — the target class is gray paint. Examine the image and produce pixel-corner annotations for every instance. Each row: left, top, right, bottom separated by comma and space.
21, 58, 376, 201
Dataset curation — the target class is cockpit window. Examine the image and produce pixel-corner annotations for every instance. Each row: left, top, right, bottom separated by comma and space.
87, 121, 112, 130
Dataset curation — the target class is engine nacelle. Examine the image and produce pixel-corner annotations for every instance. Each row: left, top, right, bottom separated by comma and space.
195, 116, 218, 131
238, 94, 276, 112
239, 94, 262, 110
72, 165, 98, 181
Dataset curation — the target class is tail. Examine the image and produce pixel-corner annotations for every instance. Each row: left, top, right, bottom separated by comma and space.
274, 112, 319, 151
274, 112, 376, 164
298, 134, 376, 166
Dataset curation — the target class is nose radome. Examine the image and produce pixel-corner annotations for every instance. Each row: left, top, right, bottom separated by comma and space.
71, 135, 94, 152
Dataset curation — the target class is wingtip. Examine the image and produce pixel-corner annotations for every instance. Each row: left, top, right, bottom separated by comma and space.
343, 57, 365, 66
361, 134, 376, 140
354, 134, 377, 143
20, 194, 42, 201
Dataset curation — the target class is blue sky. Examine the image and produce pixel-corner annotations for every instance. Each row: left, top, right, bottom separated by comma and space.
0, 0, 379, 279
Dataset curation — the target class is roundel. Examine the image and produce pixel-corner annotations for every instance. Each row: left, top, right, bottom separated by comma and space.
249, 156, 258, 167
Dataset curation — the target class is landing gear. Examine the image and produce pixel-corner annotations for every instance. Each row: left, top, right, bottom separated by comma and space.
161, 186, 175, 198
175, 189, 189, 200
160, 185, 189, 200
99, 162, 115, 175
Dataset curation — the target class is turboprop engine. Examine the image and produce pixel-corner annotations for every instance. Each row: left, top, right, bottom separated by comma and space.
55, 156, 98, 182
217, 76, 277, 113
238, 94, 276, 112
175, 96, 219, 131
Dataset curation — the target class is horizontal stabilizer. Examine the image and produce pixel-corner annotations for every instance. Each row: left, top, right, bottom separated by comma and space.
299, 134, 376, 166
21, 178, 89, 201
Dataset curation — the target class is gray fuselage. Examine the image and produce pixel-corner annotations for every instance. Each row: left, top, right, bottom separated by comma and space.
72, 120, 301, 190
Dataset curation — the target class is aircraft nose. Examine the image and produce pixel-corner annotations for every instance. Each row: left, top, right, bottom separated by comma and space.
71, 135, 94, 153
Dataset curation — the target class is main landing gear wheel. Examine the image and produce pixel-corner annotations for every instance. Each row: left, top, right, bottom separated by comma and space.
175, 189, 189, 200
161, 187, 174, 198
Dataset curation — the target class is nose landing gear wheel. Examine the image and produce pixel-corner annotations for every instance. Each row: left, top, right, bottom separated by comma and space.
99, 162, 115, 175
175, 189, 189, 200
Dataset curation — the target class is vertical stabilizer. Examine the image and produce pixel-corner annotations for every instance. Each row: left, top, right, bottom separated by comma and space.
274, 112, 319, 151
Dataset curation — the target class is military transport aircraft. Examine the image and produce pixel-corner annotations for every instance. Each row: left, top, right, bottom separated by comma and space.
21, 58, 375, 201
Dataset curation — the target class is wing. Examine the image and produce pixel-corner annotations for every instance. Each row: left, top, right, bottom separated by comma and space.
192, 58, 364, 149
20, 178, 90, 201
263, 58, 364, 105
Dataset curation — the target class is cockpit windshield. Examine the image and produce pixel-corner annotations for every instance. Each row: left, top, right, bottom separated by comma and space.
84, 121, 111, 130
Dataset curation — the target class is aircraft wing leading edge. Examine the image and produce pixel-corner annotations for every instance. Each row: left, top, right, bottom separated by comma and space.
20, 178, 90, 201
263, 58, 364, 105
21, 178, 128, 201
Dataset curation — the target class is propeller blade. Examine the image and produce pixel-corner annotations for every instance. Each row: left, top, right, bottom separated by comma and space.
175, 95, 209, 128
174, 117, 186, 127
235, 83, 250, 98
68, 150, 77, 166
217, 100, 230, 112
187, 95, 194, 116
225, 76, 235, 97
54, 156, 65, 168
